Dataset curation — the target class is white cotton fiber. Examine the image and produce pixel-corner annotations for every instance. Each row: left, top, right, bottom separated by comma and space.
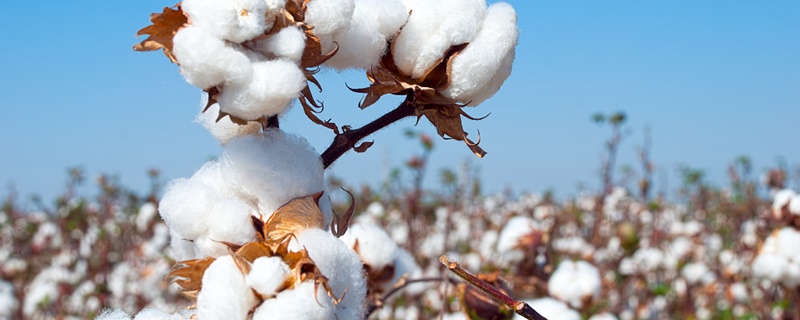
252, 26, 307, 64
253, 282, 335, 320
547, 260, 601, 308
324, 0, 407, 69
442, 3, 518, 106
294, 228, 367, 319
133, 308, 191, 320
207, 198, 257, 246
220, 129, 325, 218
182, 0, 268, 43
197, 102, 262, 145
168, 232, 197, 261
752, 227, 800, 287
497, 216, 539, 253
173, 26, 252, 89
197, 256, 258, 320
392, 0, 487, 79
159, 178, 217, 240
305, 0, 355, 37
218, 59, 306, 120
246, 256, 290, 297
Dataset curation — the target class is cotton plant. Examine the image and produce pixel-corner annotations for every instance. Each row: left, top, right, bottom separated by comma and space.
128, 0, 521, 319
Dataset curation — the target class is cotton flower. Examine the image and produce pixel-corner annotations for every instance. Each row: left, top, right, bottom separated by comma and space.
548, 260, 602, 308
182, 0, 269, 43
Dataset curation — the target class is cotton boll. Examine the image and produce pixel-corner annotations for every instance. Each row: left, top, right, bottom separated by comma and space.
182, 0, 268, 43
207, 198, 257, 246
220, 130, 325, 218
789, 194, 800, 216
246, 256, 290, 297
218, 60, 306, 120
253, 282, 335, 320
324, 0, 408, 69
305, 0, 355, 37
547, 260, 601, 308
159, 178, 217, 240
393, 0, 487, 79
752, 252, 786, 283
196, 102, 261, 144
173, 26, 252, 89
340, 222, 399, 271
497, 216, 537, 252
96, 309, 131, 320
441, 3, 518, 106
772, 189, 795, 214
682, 262, 715, 285
197, 256, 258, 320
294, 228, 367, 319
251, 26, 307, 64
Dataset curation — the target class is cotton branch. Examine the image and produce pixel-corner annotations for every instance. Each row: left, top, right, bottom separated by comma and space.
439, 255, 548, 320
321, 99, 416, 168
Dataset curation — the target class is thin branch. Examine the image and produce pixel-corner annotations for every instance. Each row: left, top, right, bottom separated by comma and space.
439, 255, 548, 320
365, 276, 450, 317
321, 99, 416, 168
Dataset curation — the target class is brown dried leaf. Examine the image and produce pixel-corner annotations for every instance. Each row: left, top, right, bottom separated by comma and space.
353, 141, 374, 153
330, 189, 356, 237
301, 30, 339, 69
133, 5, 187, 63
169, 257, 216, 300
416, 105, 486, 158
417, 43, 469, 90
263, 192, 325, 240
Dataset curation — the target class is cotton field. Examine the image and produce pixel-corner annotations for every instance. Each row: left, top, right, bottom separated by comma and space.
2, 168, 799, 319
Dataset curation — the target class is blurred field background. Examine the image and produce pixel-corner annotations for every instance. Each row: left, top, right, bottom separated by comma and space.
1, 1, 799, 319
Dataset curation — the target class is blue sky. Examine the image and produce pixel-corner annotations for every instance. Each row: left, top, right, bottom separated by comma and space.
1, 1, 798, 203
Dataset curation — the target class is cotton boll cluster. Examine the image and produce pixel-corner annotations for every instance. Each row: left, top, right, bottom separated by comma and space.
771, 188, 800, 220
547, 260, 601, 308
172, 1, 310, 121
752, 227, 800, 287
159, 129, 329, 259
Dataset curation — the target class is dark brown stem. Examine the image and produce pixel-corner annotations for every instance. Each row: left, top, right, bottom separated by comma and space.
321, 100, 416, 168
439, 255, 548, 320
266, 115, 280, 129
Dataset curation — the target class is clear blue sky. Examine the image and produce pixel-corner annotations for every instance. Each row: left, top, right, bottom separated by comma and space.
1, 1, 798, 203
